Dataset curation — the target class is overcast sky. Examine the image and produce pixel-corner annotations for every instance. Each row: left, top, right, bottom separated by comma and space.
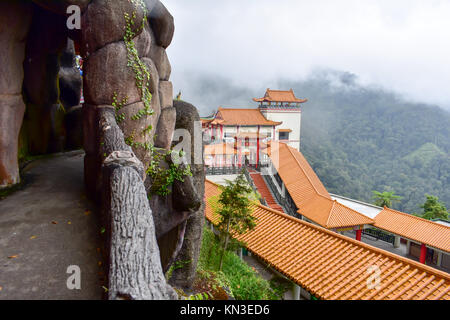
164, 0, 450, 110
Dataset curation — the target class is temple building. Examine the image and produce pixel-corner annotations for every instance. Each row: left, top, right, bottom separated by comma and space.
202, 89, 307, 167
253, 88, 307, 151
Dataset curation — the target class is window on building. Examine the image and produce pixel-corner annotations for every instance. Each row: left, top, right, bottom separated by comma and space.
279, 131, 289, 140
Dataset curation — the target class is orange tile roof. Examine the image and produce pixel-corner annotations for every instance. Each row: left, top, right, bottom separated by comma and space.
266, 142, 374, 228
201, 118, 214, 124
253, 89, 308, 103
205, 180, 450, 300
204, 143, 237, 156
298, 193, 374, 229
213, 108, 282, 126
374, 207, 450, 253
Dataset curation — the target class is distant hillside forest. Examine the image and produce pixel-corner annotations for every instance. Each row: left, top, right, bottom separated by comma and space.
183, 70, 450, 214
281, 72, 450, 214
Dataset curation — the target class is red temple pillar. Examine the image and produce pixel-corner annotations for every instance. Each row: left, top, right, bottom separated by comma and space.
220, 125, 223, 141
256, 126, 260, 169
238, 138, 242, 168
420, 243, 427, 264
356, 229, 362, 241
233, 136, 238, 166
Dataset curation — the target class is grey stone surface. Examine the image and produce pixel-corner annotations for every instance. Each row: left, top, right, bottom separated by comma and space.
84, 41, 143, 106
142, 57, 161, 95
0, 152, 105, 299
169, 100, 205, 289
32, 0, 91, 16
115, 101, 154, 167
149, 28, 171, 81
0, 1, 32, 95
0, 2, 32, 188
81, 0, 145, 56
134, 24, 152, 58
82, 104, 99, 155
159, 81, 173, 109
0, 95, 26, 188
144, 0, 158, 13
154, 106, 176, 149
148, 1, 174, 49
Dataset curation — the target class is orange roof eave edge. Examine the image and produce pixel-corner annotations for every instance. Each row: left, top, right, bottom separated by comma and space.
297, 201, 375, 229
270, 143, 374, 229
205, 179, 450, 287
284, 143, 329, 198
253, 97, 308, 103
374, 206, 450, 253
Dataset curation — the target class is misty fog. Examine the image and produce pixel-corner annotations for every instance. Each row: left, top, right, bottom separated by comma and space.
164, 0, 450, 111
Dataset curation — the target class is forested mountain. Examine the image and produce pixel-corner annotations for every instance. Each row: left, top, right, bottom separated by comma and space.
281, 72, 450, 213
182, 71, 450, 214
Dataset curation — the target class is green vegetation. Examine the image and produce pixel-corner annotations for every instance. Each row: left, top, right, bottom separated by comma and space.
118, 3, 192, 197
286, 71, 450, 213
112, 92, 128, 124
146, 149, 192, 196
188, 72, 450, 213
419, 195, 449, 220
372, 190, 402, 208
123, 6, 153, 121
196, 227, 282, 300
210, 173, 256, 271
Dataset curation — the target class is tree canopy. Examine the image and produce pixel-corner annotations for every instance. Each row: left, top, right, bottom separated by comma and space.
372, 190, 402, 208
419, 195, 449, 220
214, 173, 257, 270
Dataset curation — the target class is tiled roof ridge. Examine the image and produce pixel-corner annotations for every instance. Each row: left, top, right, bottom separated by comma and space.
328, 199, 375, 227
214, 107, 283, 126
380, 206, 450, 230
218, 106, 261, 110
284, 143, 330, 198
205, 179, 450, 280
300, 194, 374, 228
326, 200, 338, 227
268, 88, 293, 92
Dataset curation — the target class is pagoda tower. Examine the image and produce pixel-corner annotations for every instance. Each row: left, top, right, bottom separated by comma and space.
253, 89, 307, 150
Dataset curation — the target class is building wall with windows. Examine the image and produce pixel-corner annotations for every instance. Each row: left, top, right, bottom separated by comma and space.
260, 109, 301, 150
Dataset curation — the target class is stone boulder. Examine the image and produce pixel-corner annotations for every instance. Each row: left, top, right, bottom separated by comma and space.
81, 0, 146, 56
149, 28, 171, 81
84, 41, 143, 106
148, 1, 174, 49
0, 96, 26, 188
0, 1, 32, 188
32, 0, 91, 16
169, 100, 205, 289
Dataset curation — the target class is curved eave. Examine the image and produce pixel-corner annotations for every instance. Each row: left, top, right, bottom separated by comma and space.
219, 120, 283, 126
253, 98, 308, 103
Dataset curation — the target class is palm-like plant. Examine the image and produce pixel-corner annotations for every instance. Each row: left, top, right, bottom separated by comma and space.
372, 190, 402, 208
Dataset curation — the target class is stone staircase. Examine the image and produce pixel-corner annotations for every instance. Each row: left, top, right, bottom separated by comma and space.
249, 171, 285, 213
